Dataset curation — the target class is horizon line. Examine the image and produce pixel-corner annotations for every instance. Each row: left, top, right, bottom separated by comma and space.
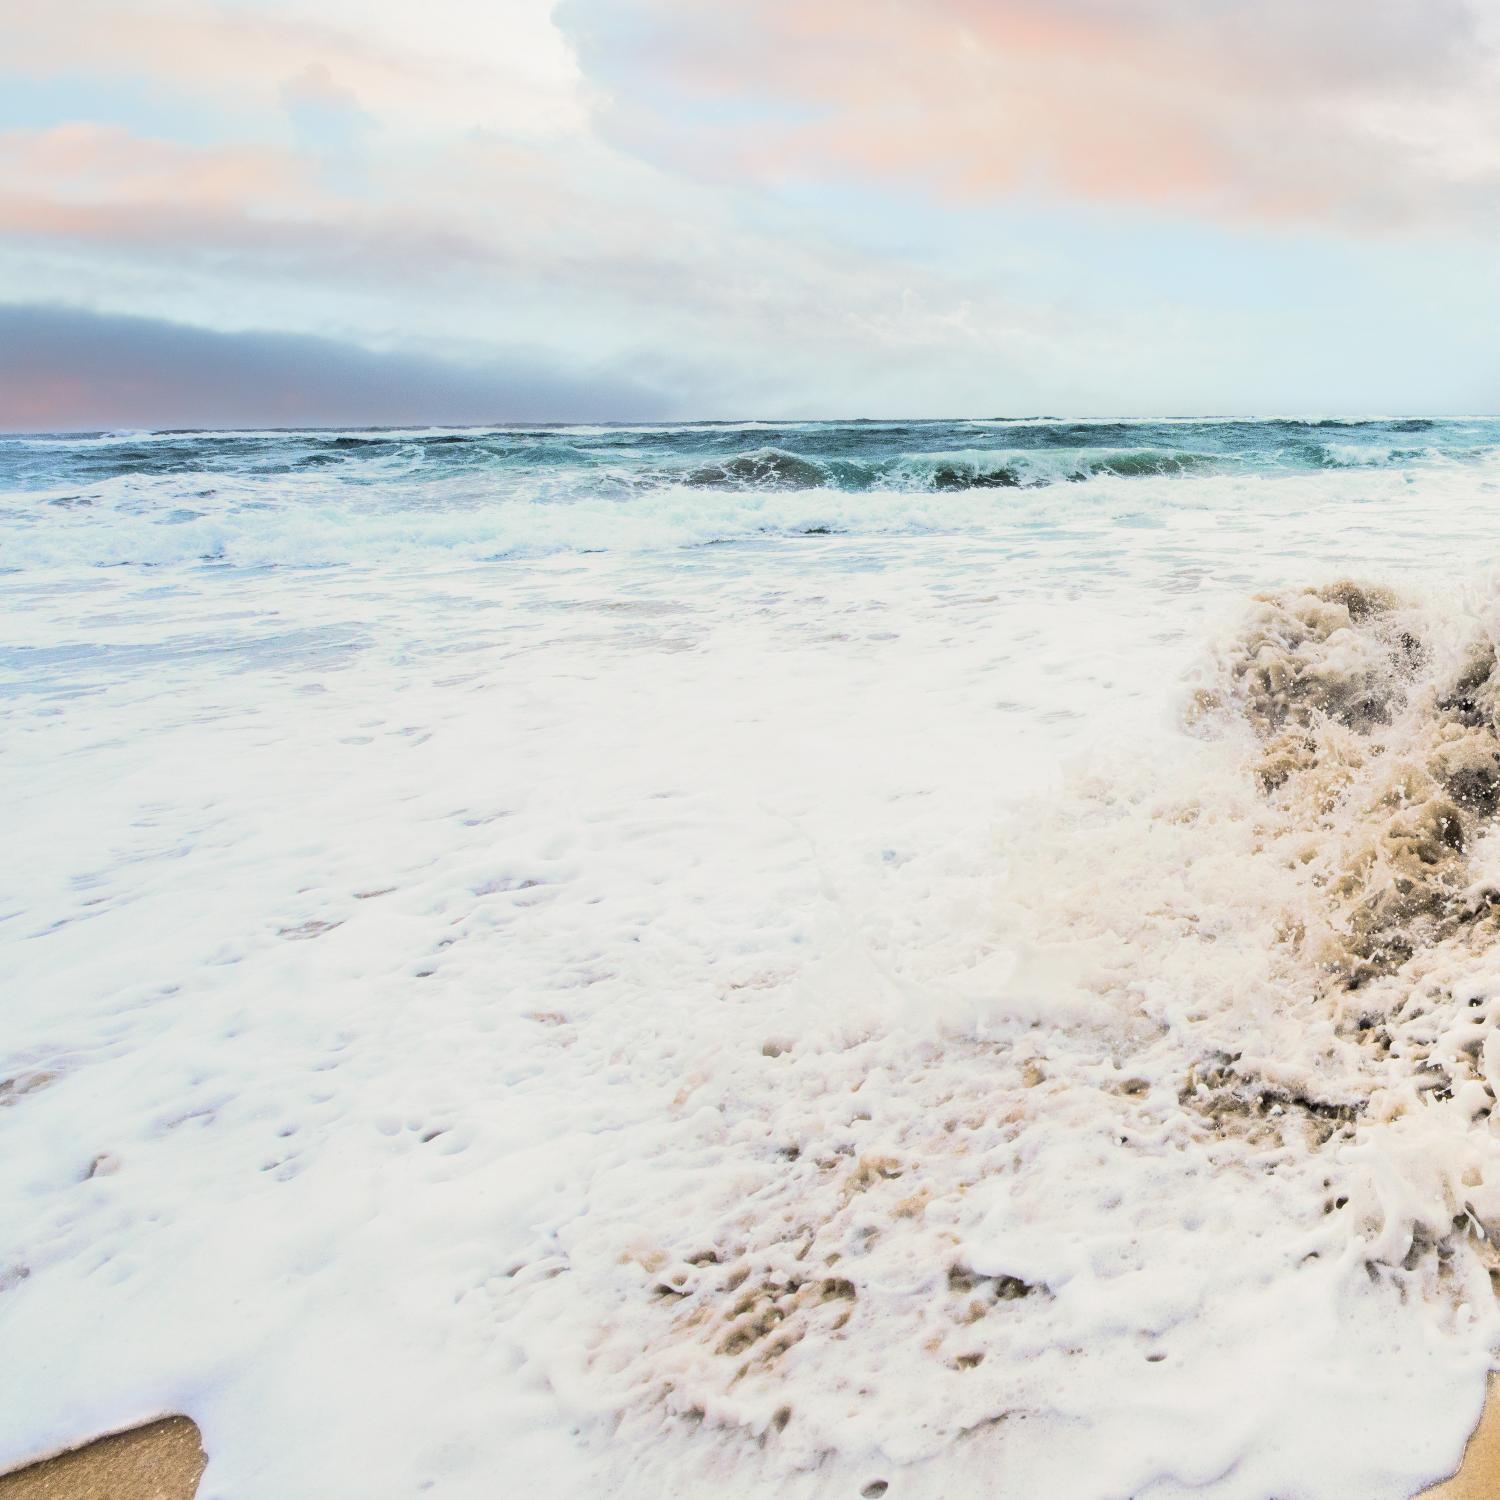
6, 413, 1499, 438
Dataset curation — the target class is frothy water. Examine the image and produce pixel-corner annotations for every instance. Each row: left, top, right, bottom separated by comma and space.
4, 420, 1500, 1498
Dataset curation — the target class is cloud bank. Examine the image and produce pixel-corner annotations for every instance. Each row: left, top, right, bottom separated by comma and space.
0, 305, 675, 430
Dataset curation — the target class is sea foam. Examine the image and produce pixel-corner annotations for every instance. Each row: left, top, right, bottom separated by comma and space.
6, 424, 1500, 1499
493, 579, 1500, 1498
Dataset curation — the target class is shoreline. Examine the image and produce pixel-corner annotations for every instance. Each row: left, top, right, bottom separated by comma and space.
1421, 1376, 1500, 1498
4, 1387, 1499, 1500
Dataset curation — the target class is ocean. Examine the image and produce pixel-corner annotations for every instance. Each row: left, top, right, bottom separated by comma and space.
5, 417, 1500, 1498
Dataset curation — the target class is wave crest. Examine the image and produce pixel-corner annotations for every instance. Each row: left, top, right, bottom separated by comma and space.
686, 448, 832, 490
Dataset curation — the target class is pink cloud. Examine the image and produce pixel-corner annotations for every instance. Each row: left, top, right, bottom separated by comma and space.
0, 124, 345, 267
570, 0, 1500, 230
1, 124, 313, 207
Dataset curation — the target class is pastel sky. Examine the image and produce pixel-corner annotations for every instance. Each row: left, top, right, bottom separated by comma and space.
3, 0, 1499, 426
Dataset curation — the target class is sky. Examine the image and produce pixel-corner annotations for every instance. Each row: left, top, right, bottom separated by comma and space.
1, 0, 1499, 426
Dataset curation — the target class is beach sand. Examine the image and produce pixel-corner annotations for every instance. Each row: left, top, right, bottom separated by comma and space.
0, 1418, 204, 1500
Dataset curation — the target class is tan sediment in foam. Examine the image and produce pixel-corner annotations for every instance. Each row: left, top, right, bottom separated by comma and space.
504, 579, 1500, 1479
1198, 583, 1500, 1498
1193, 580, 1500, 996
0, 1418, 204, 1500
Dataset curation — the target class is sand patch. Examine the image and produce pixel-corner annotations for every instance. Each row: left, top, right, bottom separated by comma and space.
0, 1418, 204, 1500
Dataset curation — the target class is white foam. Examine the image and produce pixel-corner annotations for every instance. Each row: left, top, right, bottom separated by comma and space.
5, 462, 1500, 1498
2, 450, 1499, 572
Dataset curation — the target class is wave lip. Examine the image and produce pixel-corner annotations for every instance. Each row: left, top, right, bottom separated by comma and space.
686, 448, 832, 490
681, 445, 1232, 493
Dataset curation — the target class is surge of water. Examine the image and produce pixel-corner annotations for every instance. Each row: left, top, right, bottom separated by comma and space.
5, 421, 1500, 1499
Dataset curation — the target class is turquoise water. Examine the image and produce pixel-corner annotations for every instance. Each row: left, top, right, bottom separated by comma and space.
5, 415, 1496, 490
3, 416, 1497, 569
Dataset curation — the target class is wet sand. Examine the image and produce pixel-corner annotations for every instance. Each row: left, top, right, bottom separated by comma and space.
0, 1418, 204, 1500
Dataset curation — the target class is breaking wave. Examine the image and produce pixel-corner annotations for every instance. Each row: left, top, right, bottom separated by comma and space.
3, 419, 1499, 577
683, 445, 1227, 491
7, 419, 1495, 505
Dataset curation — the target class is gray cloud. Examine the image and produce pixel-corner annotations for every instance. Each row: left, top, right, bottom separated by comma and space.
0, 303, 680, 429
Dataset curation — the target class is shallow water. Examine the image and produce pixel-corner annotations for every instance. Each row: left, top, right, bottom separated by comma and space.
4, 421, 1500, 1498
